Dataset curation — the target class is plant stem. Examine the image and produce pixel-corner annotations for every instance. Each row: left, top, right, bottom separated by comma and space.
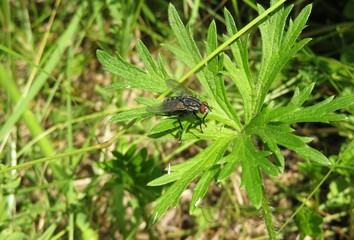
177, 0, 287, 84
261, 184, 277, 240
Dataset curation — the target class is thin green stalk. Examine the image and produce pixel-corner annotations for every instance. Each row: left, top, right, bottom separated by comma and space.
261, 184, 277, 239
17, 108, 118, 157
0, 119, 136, 174
66, 46, 74, 165
157, 0, 287, 100
177, 0, 286, 84
278, 167, 335, 232
66, 46, 74, 240
0, 3, 86, 141
0, 65, 55, 157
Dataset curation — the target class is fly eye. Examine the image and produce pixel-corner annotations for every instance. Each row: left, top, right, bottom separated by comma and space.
199, 105, 206, 114
200, 103, 209, 114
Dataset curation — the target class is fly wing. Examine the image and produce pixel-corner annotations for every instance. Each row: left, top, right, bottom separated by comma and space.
146, 97, 187, 115
146, 103, 165, 114
166, 79, 193, 96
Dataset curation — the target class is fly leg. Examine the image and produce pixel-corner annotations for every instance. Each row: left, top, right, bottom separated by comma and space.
177, 117, 183, 130
202, 112, 209, 127
177, 116, 183, 142
192, 112, 203, 133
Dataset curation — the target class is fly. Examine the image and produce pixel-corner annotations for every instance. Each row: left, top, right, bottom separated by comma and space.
147, 79, 211, 139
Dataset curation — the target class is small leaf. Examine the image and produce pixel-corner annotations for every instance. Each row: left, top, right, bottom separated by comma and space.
148, 119, 180, 139
168, 4, 202, 65
109, 108, 151, 123
206, 21, 218, 74
295, 208, 323, 238
251, 125, 331, 165
96, 50, 165, 94
157, 54, 170, 80
289, 83, 315, 107
241, 156, 263, 208
3, 177, 21, 190
255, 4, 312, 113
264, 139, 285, 172
137, 40, 167, 83
222, 55, 253, 124
149, 136, 233, 225
275, 95, 354, 124
239, 135, 278, 208
147, 173, 182, 187
134, 97, 160, 106
292, 144, 330, 165
217, 139, 243, 182
190, 166, 219, 213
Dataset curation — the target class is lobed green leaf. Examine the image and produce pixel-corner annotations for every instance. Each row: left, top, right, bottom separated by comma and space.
255, 4, 312, 113
148, 119, 180, 139
205, 21, 240, 128
96, 50, 166, 94
148, 136, 233, 225
250, 125, 331, 165
289, 83, 315, 107
168, 4, 202, 65
190, 166, 219, 213
109, 108, 151, 123
137, 40, 168, 83
217, 139, 243, 182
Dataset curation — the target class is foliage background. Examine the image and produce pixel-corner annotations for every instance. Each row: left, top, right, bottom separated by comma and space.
0, 0, 353, 239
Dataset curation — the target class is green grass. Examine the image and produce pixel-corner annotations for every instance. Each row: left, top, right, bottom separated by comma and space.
1, 0, 354, 239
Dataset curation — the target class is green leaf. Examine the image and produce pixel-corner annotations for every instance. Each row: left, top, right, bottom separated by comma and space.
224, 8, 252, 78
289, 83, 315, 107
217, 139, 243, 182
271, 95, 354, 124
295, 208, 323, 238
205, 21, 240, 128
96, 50, 166, 94
76, 213, 99, 240
233, 135, 279, 208
148, 119, 180, 139
206, 21, 218, 74
157, 54, 170, 80
190, 166, 219, 213
255, 4, 312, 113
250, 125, 331, 165
148, 157, 201, 187
165, 4, 215, 98
282, 5, 312, 52
3, 177, 21, 190
137, 40, 168, 83
168, 4, 202, 66
223, 55, 253, 123
134, 97, 160, 106
147, 171, 182, 187
109, 108, 151, 123
240, 137, 263, 208
223, 8, 254, 123
149, 136, 233, 225
291, 144, 330, 165
264, 138, 285, 172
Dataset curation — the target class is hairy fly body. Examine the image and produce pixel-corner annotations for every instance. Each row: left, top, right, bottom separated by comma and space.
147, 80, 211, 138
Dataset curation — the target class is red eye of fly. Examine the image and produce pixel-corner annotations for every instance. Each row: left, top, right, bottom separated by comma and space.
199, 102, 209, 114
